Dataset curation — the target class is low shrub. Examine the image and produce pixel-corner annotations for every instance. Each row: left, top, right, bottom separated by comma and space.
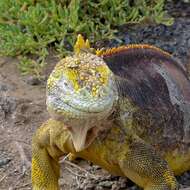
0, 0, 173, 76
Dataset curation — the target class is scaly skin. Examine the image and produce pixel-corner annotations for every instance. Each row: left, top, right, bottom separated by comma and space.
32, 35, 190, 190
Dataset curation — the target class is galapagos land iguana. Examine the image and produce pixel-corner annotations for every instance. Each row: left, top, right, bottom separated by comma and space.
31, 35, 190, 190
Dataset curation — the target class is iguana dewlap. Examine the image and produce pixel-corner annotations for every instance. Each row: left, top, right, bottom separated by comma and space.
31, 35, 190, 190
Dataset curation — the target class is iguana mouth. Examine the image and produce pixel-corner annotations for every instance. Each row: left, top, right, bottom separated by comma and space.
55, 97, 113, 117
47, 91, 115, 120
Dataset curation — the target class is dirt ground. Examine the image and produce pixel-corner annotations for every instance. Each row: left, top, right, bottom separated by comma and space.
0, 57, 48, 190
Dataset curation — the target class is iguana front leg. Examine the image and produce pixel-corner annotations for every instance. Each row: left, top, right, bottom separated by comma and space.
119, 135, 178, 190
31, 119, 70, 190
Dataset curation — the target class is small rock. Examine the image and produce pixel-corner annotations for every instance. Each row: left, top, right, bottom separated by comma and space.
92, 165, 101, 170
0, 158, 11, 167
177, 171, 190, 186
118, 177, 127, 188
83, 183, 95, 190
26, 76, 41, 85
98, 180, 113, 188
111, 184, 120, 190
0, 95, 17, 121
0, 83, 8, 91
95, 186, 104, 190
128, 186, 141, 190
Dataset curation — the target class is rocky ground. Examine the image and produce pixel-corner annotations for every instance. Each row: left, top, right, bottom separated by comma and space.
0, 1, 190, 190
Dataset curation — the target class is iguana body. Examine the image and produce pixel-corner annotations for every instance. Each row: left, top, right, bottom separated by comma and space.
32, 35, 190, 190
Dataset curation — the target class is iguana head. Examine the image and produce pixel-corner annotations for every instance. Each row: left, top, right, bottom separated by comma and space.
46, 35, 118, 152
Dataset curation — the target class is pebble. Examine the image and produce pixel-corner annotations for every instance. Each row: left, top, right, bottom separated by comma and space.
26, 76, 42, 85
0, 95, 17, 121
0, 158, 11, 167
95, 11, 190, 65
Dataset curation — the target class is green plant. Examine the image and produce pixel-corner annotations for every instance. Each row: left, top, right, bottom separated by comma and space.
18, 56, 45, 77
0, 0, 173, 76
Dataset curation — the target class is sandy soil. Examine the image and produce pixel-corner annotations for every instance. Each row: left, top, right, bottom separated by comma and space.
0, 57, 48, 190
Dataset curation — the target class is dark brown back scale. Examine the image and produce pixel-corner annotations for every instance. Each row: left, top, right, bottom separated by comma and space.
100, 45, 190, 154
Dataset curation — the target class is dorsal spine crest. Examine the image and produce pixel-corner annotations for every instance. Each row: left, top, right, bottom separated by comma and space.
96, 44, 172, 58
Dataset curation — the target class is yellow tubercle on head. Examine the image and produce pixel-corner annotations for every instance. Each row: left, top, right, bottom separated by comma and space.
74, 34, 91, 54
47, 51, 112, 97
96, 48, 105, 56
47, 34, 113, 98
64, 53, 111, 97
85, 39, 90, 49
47, 65, 64, 90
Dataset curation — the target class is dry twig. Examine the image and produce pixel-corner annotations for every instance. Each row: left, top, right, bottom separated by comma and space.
15, 182, 31, 189
65, 166, 86, 178
0, 173, 10, 183
14, 141, 31, 173
60, 155, 100, 180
